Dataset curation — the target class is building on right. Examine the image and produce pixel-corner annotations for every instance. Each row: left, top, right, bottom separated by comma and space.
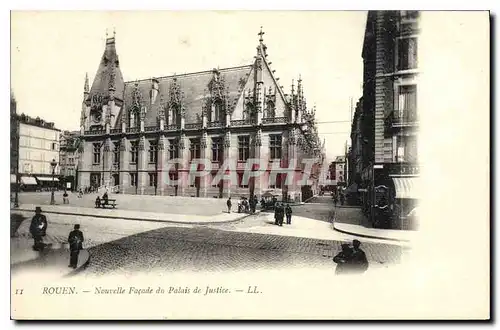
350, 10, 419, 229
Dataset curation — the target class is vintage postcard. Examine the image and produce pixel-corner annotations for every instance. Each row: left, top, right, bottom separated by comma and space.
9, 10, 490, 320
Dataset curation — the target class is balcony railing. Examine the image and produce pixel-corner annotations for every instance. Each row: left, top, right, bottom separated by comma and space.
84, 129, 105, 136
185, 123, 202, 130
144, 126, 157, 132
262, 117, 287, 124
208, 121, 223, 128
126, 127, 140, 133
230, 119, 252, 127
392, 109, 418, 126
166, 124, 179, 131
110, 128, 121, 134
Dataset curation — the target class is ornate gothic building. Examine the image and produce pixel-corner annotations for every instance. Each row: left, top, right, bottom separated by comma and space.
78, 29, 325, 201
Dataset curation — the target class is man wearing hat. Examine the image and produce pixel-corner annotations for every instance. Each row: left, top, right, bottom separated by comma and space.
350, 239, 369, 273
68, 224, 84, 269
333, 243, 354, 275
29, 206, 48, 251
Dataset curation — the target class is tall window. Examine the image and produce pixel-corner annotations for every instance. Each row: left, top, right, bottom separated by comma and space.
269, 173, 282, 189
93, 143, 101, 164
269, 134, 282, 159
238, 136, 250, 161
238, 173, 248, 188
168, 139, 179, 160
149, 140, 158, 163
190, 139, 201, 161
113, 143, 120, 164
130, 111, 139, 128
212, 137, 223, 162
214, 101, 224, 123
397, 85, 417, 119
397, 37, 418, 71
130, 141, 138, 163
396, 135, 418, 163
148, 173, 157, 187
265, 101, 275, 118
130, 172, 137, 186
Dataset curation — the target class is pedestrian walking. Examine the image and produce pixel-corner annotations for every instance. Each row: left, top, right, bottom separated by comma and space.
333, 243, 354, 275
68, 224, 84, 269
274, 203, 280, 225
63, 189, 69, 204
227, 197, 232, 213
95, 196, 101, 208
29, 206, 48, 251
78, 188, 83, 198
285, 204, 292, 224
277, 203, 284, 226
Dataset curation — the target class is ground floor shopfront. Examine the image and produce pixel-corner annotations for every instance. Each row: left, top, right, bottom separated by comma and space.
359, 162, 419, 229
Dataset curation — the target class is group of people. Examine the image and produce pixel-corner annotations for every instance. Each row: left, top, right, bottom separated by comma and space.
29, 206, 85, 268
95, 191, 109, 208
333, 239, 369, 275
274, 202, 292, 226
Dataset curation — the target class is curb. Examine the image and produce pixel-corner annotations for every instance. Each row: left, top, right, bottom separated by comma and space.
332, 222, 410, 243
13, 208, 257, 226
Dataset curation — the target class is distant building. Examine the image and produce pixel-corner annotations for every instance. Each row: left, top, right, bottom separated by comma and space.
77, 29, 325, 201
10, 92, 19, 189
59, 130, 81, 190
17, 113, 61, 190
349, 10, 419, 229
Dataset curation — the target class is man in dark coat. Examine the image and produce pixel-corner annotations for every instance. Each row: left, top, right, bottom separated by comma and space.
278, 203, 285, 226
333, 243, 354, 275
285, 204, 292, 225
29, 206, 48, 251
227, 197, 232, 213
68, 224, 84, 268
349, 239, 369, 273
274, 203, 280, 225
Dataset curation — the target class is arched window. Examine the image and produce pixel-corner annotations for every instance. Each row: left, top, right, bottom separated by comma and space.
266, 100, 275, 118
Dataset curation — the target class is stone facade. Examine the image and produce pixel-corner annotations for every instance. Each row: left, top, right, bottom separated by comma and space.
77, 29, 325, 201
349, 11, 420, 228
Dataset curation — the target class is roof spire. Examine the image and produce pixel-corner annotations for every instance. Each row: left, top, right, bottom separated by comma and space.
84, 72, 89, 94
258, 26, 265, 43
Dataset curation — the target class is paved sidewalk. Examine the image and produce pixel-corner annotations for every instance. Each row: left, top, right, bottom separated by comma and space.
332, 206, 416, 242
15, 204, 256, 225
221, 212, 411, 247
11, 236, 90, 278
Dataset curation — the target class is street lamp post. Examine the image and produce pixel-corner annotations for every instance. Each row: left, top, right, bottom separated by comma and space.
50, 159, 57, 205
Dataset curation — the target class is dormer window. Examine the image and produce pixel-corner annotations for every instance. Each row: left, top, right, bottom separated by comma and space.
265, 100, 275, 118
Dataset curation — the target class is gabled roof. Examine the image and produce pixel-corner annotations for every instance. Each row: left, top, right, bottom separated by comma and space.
115, 65, 253, 128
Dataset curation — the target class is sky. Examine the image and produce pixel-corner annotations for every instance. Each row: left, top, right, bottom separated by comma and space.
11, 11, 366, 161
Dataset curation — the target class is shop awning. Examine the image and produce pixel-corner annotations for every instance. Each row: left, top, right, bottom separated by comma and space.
21, 176, 37, 185
393, 177, 419, 199
36, 177, 59, 182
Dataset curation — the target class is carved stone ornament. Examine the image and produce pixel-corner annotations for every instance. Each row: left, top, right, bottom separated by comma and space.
201, 133, 208, 148
140, 107, 146, 121
254, 130, 262, 146
158, 136, 165, 150
179, 136, 186, 150
255, 57, 263, 71
103, 139, 111, 152
138, 136, 145, 151
158, 97, 166, 120
131, 83, 144, 111
169, 77, 185, 118
120, 137, 127, 151
224, 131, 231, 148
288, 128, 297, 145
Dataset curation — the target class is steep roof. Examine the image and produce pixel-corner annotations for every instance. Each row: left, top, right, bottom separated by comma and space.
88, 36, 125, 102
115, 65, 253, 128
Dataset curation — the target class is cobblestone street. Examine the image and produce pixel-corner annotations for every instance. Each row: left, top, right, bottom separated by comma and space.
12, 195, 408, 278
